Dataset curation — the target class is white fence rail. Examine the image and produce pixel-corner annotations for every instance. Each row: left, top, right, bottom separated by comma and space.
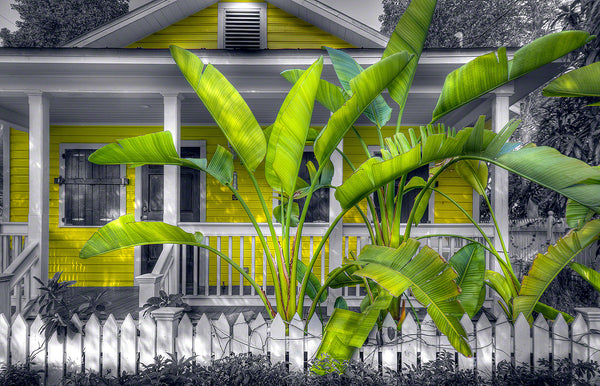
0, 222, 28, 273
2, 309, 600, 384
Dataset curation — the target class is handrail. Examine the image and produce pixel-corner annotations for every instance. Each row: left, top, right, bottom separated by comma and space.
0, 222, 28, 236
5, 241, 38, 278
151, 243, 175, 276
179, 222, 330, 237
342, 222, 497, 238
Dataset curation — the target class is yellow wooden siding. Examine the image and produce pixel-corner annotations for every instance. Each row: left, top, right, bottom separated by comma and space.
10, 129, 28, 222
128, 1, 353, 49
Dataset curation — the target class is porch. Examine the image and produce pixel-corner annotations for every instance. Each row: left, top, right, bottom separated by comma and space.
0, 47, 563, 319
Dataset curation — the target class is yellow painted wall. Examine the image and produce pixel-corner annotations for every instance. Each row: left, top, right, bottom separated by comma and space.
128, 0, 353, 49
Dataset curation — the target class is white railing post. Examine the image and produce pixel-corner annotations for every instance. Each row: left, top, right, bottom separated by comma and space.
0, 274, 12, 317
151, 307, 184, 358
27, 92, 50, 284
327, 139, 344, 315
136, 273, 164, 307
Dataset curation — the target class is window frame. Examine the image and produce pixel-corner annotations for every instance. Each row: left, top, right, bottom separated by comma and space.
218, 2, 267, 49
58, 143, 127, 228
367, 145, 435, 224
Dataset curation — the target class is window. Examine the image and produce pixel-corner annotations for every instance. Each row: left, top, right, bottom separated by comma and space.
369, 146, 430, 223
57, 144, 127, 226
218, 2, 267, 50
275, 150, 329, 224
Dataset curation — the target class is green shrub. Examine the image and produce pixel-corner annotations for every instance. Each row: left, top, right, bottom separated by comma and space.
0, 363, 41, 386
58, 353, 600, 385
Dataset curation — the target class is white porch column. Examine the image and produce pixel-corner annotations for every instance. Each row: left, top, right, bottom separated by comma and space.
27, 92, 49, 284
163, 93, 181, 295
327, 139, 344, 315
491, 86, 513, 268
162, 93, 182, 226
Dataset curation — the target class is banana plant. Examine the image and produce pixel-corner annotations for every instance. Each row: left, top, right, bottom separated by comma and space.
80, 45, 413, 325
281, 0, 597, 362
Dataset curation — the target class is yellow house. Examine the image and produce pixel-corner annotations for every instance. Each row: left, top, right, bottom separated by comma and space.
0, 0, 563, 314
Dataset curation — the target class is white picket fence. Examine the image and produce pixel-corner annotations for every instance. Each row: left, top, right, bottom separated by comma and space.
1, 309, 600, 384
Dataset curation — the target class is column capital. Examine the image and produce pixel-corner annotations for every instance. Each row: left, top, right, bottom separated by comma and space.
492, 84, 514, 97
161, 92, 184, 101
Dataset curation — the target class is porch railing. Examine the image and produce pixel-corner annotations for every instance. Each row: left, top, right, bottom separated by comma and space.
138, 222, 497, 307
0, 222, 39, 318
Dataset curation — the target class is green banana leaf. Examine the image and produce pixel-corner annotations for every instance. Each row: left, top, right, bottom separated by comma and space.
570, 262, 600, 293
432, 31, 593, 122
354, 240, 471, 357
513, 219, 600, 321
335, 124, 600, 214
334, 297, 349, 310
382, 0, 437, 121
314, 52, 413, 166
542, 61, 600, 103
89, 132, 234, 185
280, 69, 347, 112
265, 57, 323, 195
315, 292, 392, 364
325, 46, 392, 126
273, 201, 299, 227
170, 45, 266, 172
80, 214, 202, 258
455, 160, 488, 196
449, 243, 486, 318
566, 199, 595, 229
403, 176, 432, 224
327, 264, 363, 288
533, 302, 574, 323
296, 260, 327, 303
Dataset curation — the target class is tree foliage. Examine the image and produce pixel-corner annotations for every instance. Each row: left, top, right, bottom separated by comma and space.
0, 0, 128, 47
379, 0, 562, 48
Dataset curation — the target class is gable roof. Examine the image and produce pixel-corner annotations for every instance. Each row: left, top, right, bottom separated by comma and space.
64, 0, 387, 49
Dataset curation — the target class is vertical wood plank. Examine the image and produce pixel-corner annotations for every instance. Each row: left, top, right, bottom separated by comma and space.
420, 314, 437, 365
476, 313, 492, 376
400, 312, 418, 370
250, 313, 267, 355
514, 313, 531, 367
232, 313, 249, 355
552, 314, 569, 364
381, 313, 398, 372
363, 326, 379, 369
533, 313, 550, 369
495, 312, 511, 366
10, 314, 27, 364
177, 313, 193, 360
306, 316, 321, 361
120, 314, 137, 375
65, 314, 82, 375
138, 315, 156, 367
288, 314, 304, 371
213, 313, 230, 359
29, 315, 45, 374
46, 331, 64, 384
269, 314, 286, 364
572, 313, 589, 363
102, 314, 119, 376
0, 314, 9, 365
194, 314, 212, 364
458, 314, 474, 370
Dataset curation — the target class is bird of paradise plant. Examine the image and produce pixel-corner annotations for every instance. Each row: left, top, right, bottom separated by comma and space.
79, 0, 599, 364
277, 0, 600, 362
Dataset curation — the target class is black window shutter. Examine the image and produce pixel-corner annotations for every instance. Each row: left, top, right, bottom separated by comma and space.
63, 149, 121, 226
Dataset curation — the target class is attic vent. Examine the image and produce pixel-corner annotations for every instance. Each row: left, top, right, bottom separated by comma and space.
218, 3, 267, 50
